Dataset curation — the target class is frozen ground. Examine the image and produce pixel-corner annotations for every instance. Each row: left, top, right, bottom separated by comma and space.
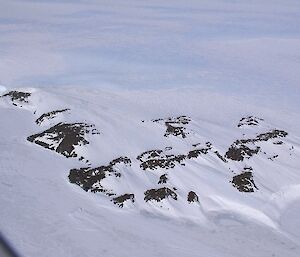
0, 1, 300, 257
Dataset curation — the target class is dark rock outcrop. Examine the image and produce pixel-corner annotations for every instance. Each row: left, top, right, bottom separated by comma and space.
187, 142, 211, 159
225, 143, 260, 161
1, 91, 31, 106
238, 116, 264, 127
137, 142, 223, 171
214, 150, 228, 163
158, 174, 168, 184
144, 187, 177, 202
152, 116, 191, 138
137, 149, 185, 170
68, 156, 131, 195
36, 109, 70, 125
256, 129, 288, 141
231, 171, 258, 192
187, 191, 199, 203
27, 122, 100, 159
225, 129, 288, 161
2, 91, 31, 102
112, 193, 135, 207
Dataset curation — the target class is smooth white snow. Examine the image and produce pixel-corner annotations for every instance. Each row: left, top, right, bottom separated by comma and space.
0, 85, 6, 94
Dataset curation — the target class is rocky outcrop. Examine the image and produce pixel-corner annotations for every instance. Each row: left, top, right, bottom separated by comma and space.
144, 187, 177, 202
27, 122, 100, 159
112, 193, 135, 207
225, 143, 260, 161
231, 171, 258, 193
137, 149, 186, 170
1, 91, 31, 107
152, 116, 191, 138
187, 191, 199, 203
238, 116, 264, 127
158, 174, 168, 184
225, 129, 288, 161
36, 109, 70, 125
68, 156, 131, 195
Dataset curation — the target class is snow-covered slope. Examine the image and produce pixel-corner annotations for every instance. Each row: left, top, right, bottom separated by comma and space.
1, 87, 300, 257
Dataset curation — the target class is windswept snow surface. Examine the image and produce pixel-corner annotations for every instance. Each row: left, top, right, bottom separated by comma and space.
0, 87, 300, 257
1, 0, 300, 257
0, 85, 6, 94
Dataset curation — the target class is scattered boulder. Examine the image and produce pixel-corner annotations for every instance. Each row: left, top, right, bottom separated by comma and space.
112, 193, 135, 207
27, 122, 100, 159
268, 154, 279, 161
188, 142, 228, 162
192, 143, 201, 147
214, 150, 227, 163
231, 171, 258, 193
144, 187, 177, 202
158, 174, 168, 184
243, 166, 253, 171
36, 109, 70, 125
238, 116, 264, 128
68, 156, 131, 195
187, 191, 199, 203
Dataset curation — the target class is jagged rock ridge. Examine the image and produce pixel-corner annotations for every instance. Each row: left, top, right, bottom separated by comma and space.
36, 109, 70, 125
27, 122, 100, 159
